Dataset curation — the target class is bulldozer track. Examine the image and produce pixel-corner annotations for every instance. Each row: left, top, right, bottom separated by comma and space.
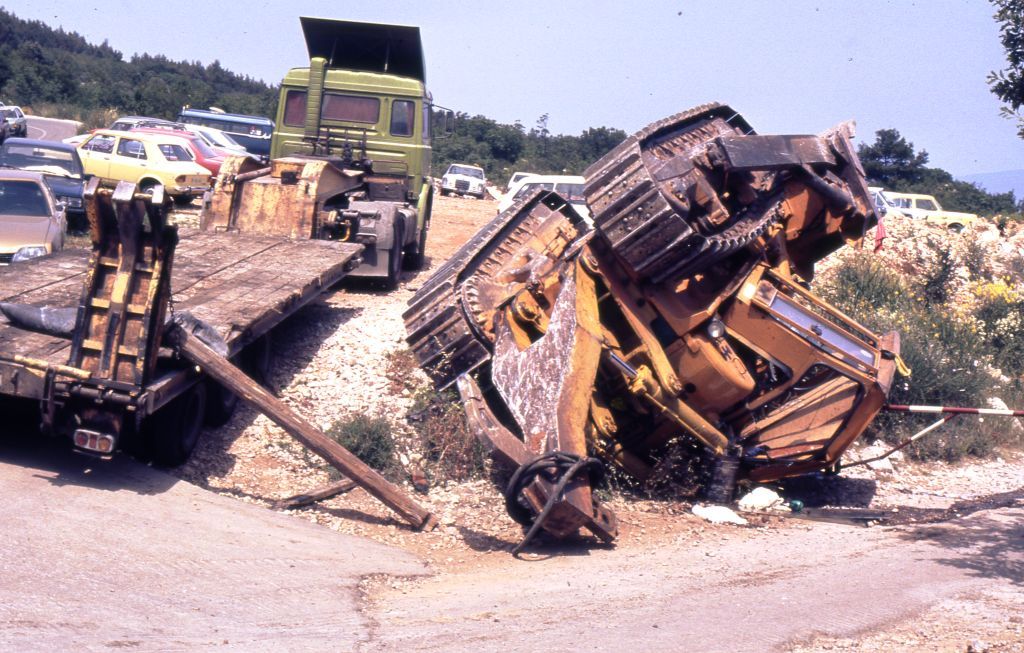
583, 103, 762, 285
403, 191, 570, 389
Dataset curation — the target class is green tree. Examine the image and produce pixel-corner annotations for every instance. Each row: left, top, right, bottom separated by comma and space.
989, 0, 1024, 137
857, 128, 930, 186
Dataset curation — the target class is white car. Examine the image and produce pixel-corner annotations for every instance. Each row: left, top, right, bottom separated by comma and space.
440, 163, 486, 199
497, 174, 590, 220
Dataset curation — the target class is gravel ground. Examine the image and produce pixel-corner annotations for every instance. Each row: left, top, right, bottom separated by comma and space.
166, 195, 1024, 573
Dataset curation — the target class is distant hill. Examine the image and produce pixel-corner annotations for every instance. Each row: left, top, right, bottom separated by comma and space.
962, 170, 1024, 204
0, 8, 277, 121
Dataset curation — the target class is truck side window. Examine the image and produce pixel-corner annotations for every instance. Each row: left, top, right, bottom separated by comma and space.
390, 100, 414, 137
283, 90, 308, 128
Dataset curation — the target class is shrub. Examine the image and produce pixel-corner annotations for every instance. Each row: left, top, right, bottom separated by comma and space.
819, 252, 1013, 460
325, 414, 399, 478
409, 386, 485, 482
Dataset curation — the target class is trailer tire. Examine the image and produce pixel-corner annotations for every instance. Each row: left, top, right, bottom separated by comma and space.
204, 376, 240, 427
148, 382, 207, 467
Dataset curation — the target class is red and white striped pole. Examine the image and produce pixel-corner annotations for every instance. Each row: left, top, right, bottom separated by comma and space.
846, 403, 1023, 468
885, 404, 1024, 417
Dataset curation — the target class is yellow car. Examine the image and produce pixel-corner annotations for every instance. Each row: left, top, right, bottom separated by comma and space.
77, 129, 210, 203
881, 191, 979, 232
0, 170, 65, 265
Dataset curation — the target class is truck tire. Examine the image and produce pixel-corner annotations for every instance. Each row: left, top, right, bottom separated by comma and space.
385, 222, 405, 290
147, 382, 207, 467
404, 220, 429, 270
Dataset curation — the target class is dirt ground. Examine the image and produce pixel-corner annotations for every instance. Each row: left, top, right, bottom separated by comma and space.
167, 193, 1023, 651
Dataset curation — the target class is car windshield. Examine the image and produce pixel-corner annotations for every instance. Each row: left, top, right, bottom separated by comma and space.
198, 127, 243, 149
187, 137, 218, 158
555, 183, 585, 201
449, 165, 484, 179
513, 182, 556, 200
0, 143, 83, 177
0, 180, 50, 217
157, 144, 193, 162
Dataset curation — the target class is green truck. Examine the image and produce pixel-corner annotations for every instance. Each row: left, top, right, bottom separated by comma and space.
202, 17, 450, 287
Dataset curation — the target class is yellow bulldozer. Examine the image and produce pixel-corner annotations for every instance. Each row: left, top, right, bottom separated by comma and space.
404, 104, 899, 545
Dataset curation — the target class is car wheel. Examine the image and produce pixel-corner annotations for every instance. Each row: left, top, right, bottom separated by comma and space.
948, 223, 963, 233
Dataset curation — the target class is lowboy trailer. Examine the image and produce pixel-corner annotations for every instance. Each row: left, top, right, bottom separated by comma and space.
0, 178, 363, 466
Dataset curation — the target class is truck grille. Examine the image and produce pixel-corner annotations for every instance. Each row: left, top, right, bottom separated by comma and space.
0, 253, 12, 265
455, 180, 470, 192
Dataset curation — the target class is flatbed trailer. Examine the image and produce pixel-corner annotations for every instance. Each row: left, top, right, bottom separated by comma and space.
0, 226, 362, 461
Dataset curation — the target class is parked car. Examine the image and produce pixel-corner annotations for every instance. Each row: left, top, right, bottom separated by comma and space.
129, 127, 227, 175
505, 171, 535, 191
496, 174, 589, 220
440, 163, 487, 199
880, 190, 979, 232
76, 129, 211, 203
0, 169, 65, 265
185, 124, 249, 155
0, 137, 88, 231
1, 106, 28, 138
107, 115, 176, 131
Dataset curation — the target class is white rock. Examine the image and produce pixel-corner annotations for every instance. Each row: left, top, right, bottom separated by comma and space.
692, 503, 748, 525
737, 486, 786, 512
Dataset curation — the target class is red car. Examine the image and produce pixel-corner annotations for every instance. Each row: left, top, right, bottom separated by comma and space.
129, 127, 227, 176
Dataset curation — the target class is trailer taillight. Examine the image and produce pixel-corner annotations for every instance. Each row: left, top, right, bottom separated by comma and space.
73, 429, 116, 455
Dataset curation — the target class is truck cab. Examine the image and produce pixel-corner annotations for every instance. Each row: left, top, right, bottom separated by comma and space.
271, 18, 434, 223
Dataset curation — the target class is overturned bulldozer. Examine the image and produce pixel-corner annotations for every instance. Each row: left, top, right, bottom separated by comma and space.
404, 104, 899, 545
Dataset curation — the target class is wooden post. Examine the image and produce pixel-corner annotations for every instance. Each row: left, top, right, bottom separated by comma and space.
165, 323, 436, 531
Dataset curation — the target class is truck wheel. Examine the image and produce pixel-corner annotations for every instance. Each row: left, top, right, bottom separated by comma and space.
147, 382, 207, 467
385, 223, 405, 290
404, 220, 429, 270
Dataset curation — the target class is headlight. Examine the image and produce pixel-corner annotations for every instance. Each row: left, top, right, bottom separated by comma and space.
12, 246, 47, 262
442, 177, 454, 187
60, 196, 83, 208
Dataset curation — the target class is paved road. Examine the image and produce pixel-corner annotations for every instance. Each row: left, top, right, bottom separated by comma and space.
0, 429, 428, 652
368, 503, 1023, 652
24, 115, 79, 142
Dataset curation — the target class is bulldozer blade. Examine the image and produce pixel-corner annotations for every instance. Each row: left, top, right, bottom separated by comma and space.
489, 263, 616, 541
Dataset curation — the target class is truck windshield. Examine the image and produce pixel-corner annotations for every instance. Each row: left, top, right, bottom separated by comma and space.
0, 180, 50, 217
449, 165, 483, 179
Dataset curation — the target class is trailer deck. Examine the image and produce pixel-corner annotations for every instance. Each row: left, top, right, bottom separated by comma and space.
0, 229, 363, 404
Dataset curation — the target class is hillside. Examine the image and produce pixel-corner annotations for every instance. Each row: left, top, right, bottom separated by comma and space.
0, 8, 277, 120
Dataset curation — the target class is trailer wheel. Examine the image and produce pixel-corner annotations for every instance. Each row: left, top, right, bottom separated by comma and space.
384, 222, 405, 290
148, 382, 207, 467
240, 334, 273, 386
204, 377, 240, 427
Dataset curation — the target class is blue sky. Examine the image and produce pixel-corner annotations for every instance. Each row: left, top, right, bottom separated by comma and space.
8, 0, 1023, 177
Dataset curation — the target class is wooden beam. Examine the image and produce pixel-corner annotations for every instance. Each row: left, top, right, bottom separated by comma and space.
165, 323, 436, 531
272, 479, 357, 510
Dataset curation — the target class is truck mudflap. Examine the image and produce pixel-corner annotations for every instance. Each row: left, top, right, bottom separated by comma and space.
404, 104, 898, 549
